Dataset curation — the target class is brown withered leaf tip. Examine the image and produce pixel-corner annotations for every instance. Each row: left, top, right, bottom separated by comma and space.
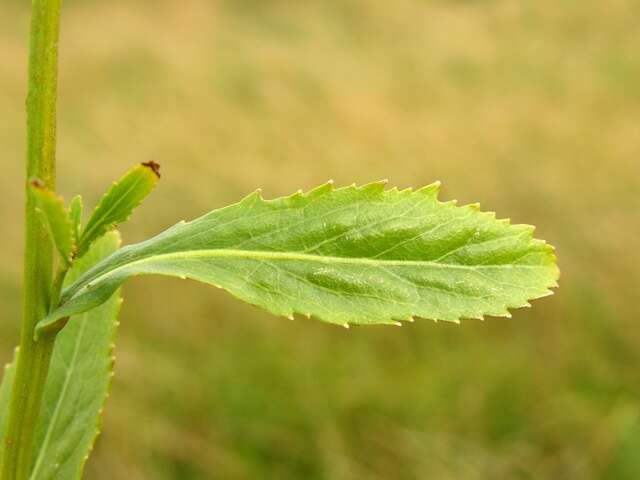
142, 161, 161, 178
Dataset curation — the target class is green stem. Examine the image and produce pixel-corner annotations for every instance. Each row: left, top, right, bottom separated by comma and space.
1, 0, 62, 478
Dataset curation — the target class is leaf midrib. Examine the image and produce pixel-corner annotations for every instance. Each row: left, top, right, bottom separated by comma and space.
65, 248, 549, 300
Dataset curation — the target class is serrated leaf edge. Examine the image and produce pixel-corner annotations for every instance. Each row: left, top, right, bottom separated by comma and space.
75, 295, 122, 480
235, 180, 558, 327
75, 231, 123, 478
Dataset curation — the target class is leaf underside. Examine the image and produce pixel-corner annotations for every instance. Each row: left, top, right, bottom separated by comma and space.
40, 181, 559, 332
0, 233, 122, 479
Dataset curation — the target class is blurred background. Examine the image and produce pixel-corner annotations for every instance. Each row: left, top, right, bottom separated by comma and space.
1, 0, 639, 478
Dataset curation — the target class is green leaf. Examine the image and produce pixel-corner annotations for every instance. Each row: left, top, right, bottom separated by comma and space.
39, 181, 559, 332
76, 162, 160, 258
31, 181, 74, 266
0, 349, 18, 463
28, 232, 121, 479
0, 235, 121, 477
69, 195, 83, 244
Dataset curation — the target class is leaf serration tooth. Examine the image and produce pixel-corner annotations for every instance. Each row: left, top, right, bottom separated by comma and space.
416, 181, 441, 198
307, 180, 334, 198
360, 179, 388, 194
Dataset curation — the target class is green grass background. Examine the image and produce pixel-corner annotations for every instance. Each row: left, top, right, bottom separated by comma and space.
1, 0, 639, 478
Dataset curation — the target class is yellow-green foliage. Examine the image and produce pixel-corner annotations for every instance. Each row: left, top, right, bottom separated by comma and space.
1, 0, 638, 479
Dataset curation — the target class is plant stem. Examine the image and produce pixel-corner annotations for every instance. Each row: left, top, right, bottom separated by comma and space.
1, 0, 62, 478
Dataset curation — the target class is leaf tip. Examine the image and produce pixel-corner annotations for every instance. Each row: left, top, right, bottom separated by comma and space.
141, 160, 161, 178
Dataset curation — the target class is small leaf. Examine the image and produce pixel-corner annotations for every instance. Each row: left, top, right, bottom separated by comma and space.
0, 348, 18, 462
76, 162, 160, 258
30, 232, 122, 479
39, 182, 559, 332
69, 194, 83, 244
31, 181, 74, 266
